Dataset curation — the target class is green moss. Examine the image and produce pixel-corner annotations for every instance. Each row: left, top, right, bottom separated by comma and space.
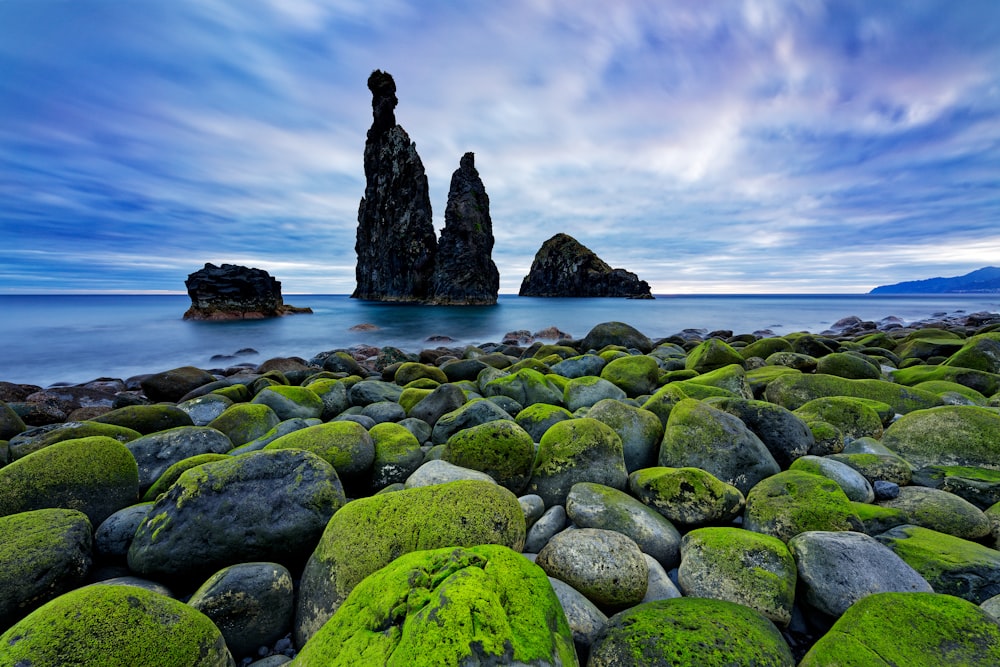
800, 592, 1000, 666
670, 380, 738, 399
628, 466, 744, 526
508, 357, 553, 374
682, 363, 753, 399
850, 501, 908, 535
892, 365, 1000, 397
685, 338, 746, 373
398, 387, 433, 414
640, 383, 688, 426
211, 383, 250, 402
794, 396, 884, 440
600, 354, 661, 397
9, 421, 141, 460
294, 545, 576, 667
764, 373, 943, 414
531, 418, 623, 477
743, 470, 861, 543
881, 405, 1000, 470
208, 402, 280, 446
442, 420, 535, 493
263, 421, 374, 475
402, 378, 440, 390
141, 453, 231, 502
394, 362, 448, 386
91, 405, 194, 435
534, 344, 578, 359
483, 368, 564, 407
740, 337, 793, 361
914, 380, 988, 404
513, 402, 572, 442
0, 583, 231, 666
827, 452, 913, 485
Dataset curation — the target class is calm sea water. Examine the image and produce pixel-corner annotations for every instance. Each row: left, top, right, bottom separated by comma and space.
2, 293, 999, 387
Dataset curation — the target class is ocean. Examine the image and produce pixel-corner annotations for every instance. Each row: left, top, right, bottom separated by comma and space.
2, 293, 999, 388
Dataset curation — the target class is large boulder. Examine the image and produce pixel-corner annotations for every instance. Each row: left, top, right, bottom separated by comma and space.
579, 321, 654, 354
128, 450, 345, 580
628, 466, 744, 528
126, 425, 233, 495
744, 470, 862, 543
764, 373, 942, 414
536, 527, 648, 609
881, 405, 1000, 470
0, 584, 233, 666
585, 399, 663, 472
294, 545, 577, 666
441, 419, 535, 493
8, 420, 140, 461
140, 365, 218, 402
294, 480, 526, 645
519, 233, 652, 298
262, 420, 375, 479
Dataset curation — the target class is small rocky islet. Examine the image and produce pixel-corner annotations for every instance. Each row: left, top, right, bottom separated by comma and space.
3, 311, 1000, 665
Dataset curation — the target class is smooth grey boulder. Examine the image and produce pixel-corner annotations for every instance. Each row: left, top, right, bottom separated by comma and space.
790, 455, 875, 503
251, 385, 324, 421
188, 562, 294, 659
658, 398, 780, 495
708, 397, 814, 468
403, 459, 495, 488
641, 553, 682, 603
348, 379, 403, 407
547, 575, 608, 659
536, 527, 648, 609
228, 417, 320, 455
519, 494, 546, 530
566, 482, 680, 569
586, 399, 663, 472
95, 503, 152, 561
305, 378, 350, 420
525, 505, 568, 553
563, 376, 627, 412
877, 485, 992, 540
788, 530, 933, 618
360, 400, 406, 424
551, 354, 607, 379
176, 393, 232, 427
126, 425, 233, 495
128, 450, 345, 580
407, 382, 466, 427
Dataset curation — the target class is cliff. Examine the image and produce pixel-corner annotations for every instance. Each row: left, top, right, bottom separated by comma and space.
518, 233, 653, 298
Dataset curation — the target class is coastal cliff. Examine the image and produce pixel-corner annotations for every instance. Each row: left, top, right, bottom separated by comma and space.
519, 233, 653, 298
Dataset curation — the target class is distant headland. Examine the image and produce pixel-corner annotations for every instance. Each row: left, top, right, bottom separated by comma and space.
869, 267, 1000, 295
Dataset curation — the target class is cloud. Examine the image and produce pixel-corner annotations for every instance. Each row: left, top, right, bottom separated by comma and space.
2, 0, 999, 294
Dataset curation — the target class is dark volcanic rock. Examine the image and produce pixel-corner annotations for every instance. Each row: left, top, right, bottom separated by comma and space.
429, 152, 500, 305
519, 233, 653, 298
352, 70, 437, 302
184, 263, 310, 320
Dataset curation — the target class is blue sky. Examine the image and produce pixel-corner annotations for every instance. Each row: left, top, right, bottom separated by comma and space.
2, 0, 999, 294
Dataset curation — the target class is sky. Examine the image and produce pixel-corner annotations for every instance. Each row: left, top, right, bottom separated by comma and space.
2, 0, 999, 295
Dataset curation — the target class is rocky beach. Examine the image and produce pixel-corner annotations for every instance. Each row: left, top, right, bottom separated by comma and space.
3, 309, 1000, 665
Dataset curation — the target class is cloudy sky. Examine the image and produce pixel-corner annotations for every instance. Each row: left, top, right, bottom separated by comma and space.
3, 0, 999, 295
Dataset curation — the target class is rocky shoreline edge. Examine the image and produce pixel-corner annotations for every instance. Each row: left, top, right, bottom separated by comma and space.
3, 308, 1000, 665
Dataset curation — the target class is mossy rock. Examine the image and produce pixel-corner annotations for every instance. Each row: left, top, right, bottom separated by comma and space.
228, 416, 320, 455
744, 365, 801, 397
914, 465, 1000, 510
398, 387, 433, 414
827, 451, 913, 485
678, 527, 797, 627
894, 335, 967, 362
707, 397, 813, 468
0, 508, 92, 629
684, 363, 753, 399
892, 364, 1000, 397
250, 385, 324, 420
790, 455, 874, 503
640, 383, 688, 427
430, 398, 513, 445
442, 420, 535, 493
852, 501, 909, 535
208, 403, 281, 447
763, 372, 942, 414
740, 336, 793, 361
800, 592, 1000, 666
743, 470, 862, 543
0, 435, 138, 526
876, 525, 1000, 603
588, 597, 793, 667
914, 380, 988, 405
881, 405, 1000, 470
525, 417, 627, 507
514, 402, 573, 442
764, 351, 818, 372
600, 354, 661, 397
580, 321, 653, 354
91, 404, 194, 435
0, 400, 26, 440
629, 466, 744, 527
508, 357, 553, 374
685, 338, 746, 373
212, 383, 250, 402
0, 584, 233, 666
142, 453, 231, 502
815, 351, 881, 380
793, 396, 884, 441
482, 368, 564, 407
586, 399, 663, 472
126, 425, 234, 495
263, 420, 375, 477
394, 361, 448, 386
658, 399, 779, 495
369, 422, 423, 490
177, 393, 233, 426
294, 480, 526, 646
669, 379, 740, 400
550, 353, 607, 379
944, 335, 1000, 374
8, 420, 141, 461
877, 486, 991, 540
294, 545, 577, 667
304, 378, 350, 419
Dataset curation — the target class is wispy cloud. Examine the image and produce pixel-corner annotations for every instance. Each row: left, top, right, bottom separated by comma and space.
2, 0, 999, 294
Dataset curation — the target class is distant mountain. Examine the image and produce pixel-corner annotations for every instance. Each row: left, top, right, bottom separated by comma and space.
869, 267, 1000, 294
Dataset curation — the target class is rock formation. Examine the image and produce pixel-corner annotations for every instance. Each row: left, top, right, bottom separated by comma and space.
183, 263, 311, 320
519, 233, 653, 298
352, 70, 437, 302
429, 152, 500, 305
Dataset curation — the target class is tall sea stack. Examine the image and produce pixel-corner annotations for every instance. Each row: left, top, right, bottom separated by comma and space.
352, 70, 437, 302
429, 152, 500, 305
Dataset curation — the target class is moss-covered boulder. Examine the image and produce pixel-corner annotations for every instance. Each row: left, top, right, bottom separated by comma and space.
141, 453, 230, 502
740, 336, 793, 361
600, 354, 660, 397
348, 379, 404, 406
682, 363, 753, 399
407, 382, 466, 427
0, 435, 138, 526
915, 380, 989, 405
892, 364, 1000, 397
793, 396, 885, 441
707, 397, 813, 468
0, 584, 233, 666
91, 404, 193, 435
441, 419, 535, 493
744, 470, 862, 543
482, 368, 564, 407
536, 527, 648, 609
128, 450, 344, 580
188, 561, 294, 660
305, 378, 350, 420
208, 402, 281, 447
250, 385, 324, 420
294, 545, 577, 667
915, 465, 1000, 510
881, 405, 1000, 470
685, 338, 745, 373
895, 335, 966, 362
0, 508, 92, 629
658, 399, 779, 495
369, 422, 423, 490
588, 597, 793, 667
877, 486, 991, 539
580, 321, 653, 354
430, 398, 512, 445
126, 425, 233, 495
799, 592, 1000, 666
514, 402, 573, 442
294, 480, 526, 645
876, 525, 1000, 603
566, 482, 681, 569
0, 400, 26, 440
8, 420, 141, 460
263, 420, 375, 478
177, 392, 233, 426
563, 375, 627, 411
628, 466, 744, 528
827, 451, 913, 486
639, 383, 688, 427
943, 335, 1000, 374
525, 417, 627, 507
586, 399, 663, 472
140, 365, 219, 403
678, 527, 797, 627
764, 373, 942, 414
815, 351, 881, 379
393, 361, 448, 385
